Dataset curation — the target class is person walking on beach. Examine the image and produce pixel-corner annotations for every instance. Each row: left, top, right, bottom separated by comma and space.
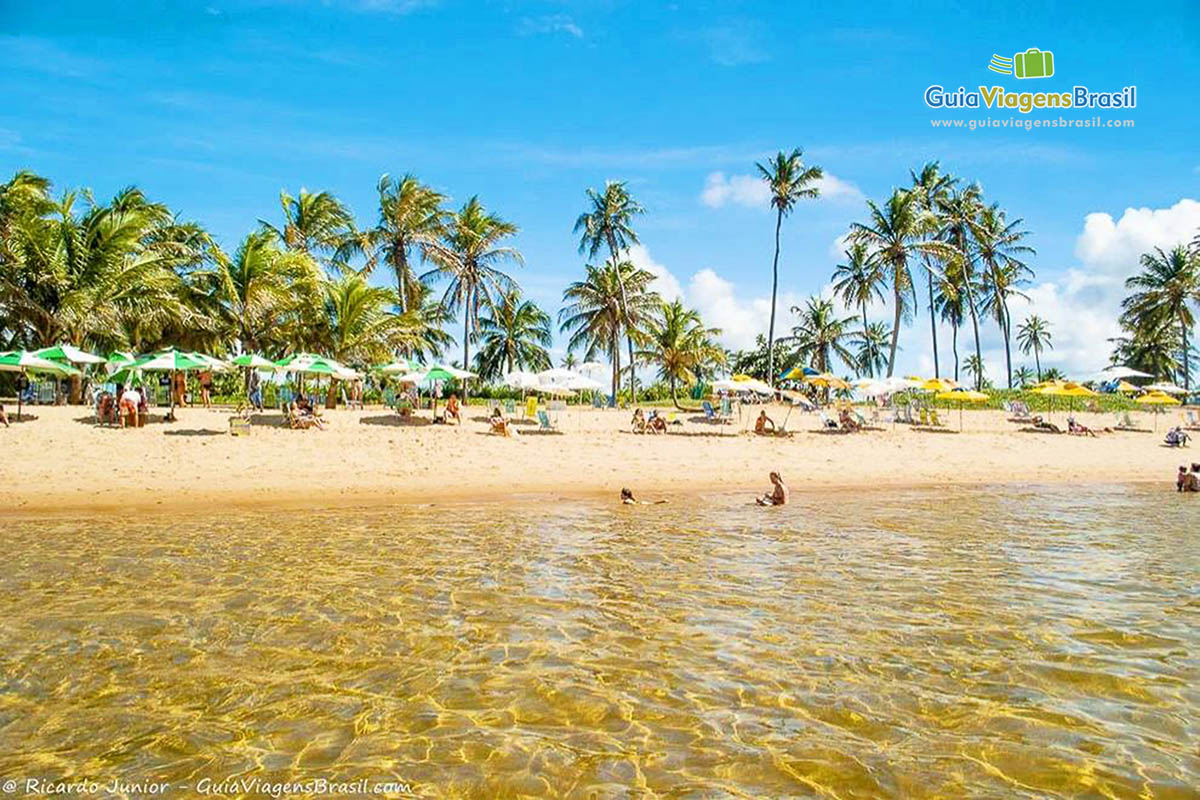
198, 369, 214, 408
247, 369, 263, 411
757, 471, 788, 506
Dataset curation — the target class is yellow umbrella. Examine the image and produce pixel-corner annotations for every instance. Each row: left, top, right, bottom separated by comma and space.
936, 389, 988, 430
1116, 380, 1140, 393
920, 377, 958, 392
807, 373, 851, 390
1136, 390, 1180, 430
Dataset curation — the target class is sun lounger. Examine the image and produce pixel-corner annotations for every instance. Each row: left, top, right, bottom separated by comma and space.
592, 393, 603, 409
930, 409, 944, 427
525, 396, 539, 419
720, 397, 734, 422
1185, 409, 1200, 431
819, 411, 840, 430
504, 398, 516, 414
537, 410, 558, 432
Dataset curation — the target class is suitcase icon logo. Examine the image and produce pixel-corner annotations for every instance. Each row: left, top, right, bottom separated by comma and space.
988, 48, 1055, 79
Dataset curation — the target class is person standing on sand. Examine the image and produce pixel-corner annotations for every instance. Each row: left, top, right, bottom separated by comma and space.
247, 369, 263, 411
757, 472, 788, 506
173, 371, 187, 408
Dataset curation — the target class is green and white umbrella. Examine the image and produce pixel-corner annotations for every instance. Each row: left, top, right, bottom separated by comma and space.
275, 353, 349, 375
106, 351, 138, 371
34, 344, 106, 365
183, 351, 234, 371
126, 349, 213, 419
0, 350, 81, 420
376, 358, 416, 375
229, 353, 277, 369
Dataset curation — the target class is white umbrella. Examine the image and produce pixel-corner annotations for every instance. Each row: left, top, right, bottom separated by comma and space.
377, 358, 416, 375
537, 367, 579, 383
1093, 366, 1153, 381
711, 378, 741, 392
536, 383, 576, 396
1144, 382, 1187, 395
504, 370, 543, 390
561, 373, 605, 391
577, 361, 606, 376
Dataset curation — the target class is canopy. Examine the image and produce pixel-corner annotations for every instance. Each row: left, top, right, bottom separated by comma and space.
1144, 382, 1187, 395
34, 344, 105, 365
0, 350, 81, 376
229, 353, 277, 369
1135, 391, 1181, 406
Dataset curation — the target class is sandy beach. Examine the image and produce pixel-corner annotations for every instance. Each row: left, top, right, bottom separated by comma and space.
0, 401, 1185, 514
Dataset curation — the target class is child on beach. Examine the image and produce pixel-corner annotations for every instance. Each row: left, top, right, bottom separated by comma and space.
756, 472, 788, 506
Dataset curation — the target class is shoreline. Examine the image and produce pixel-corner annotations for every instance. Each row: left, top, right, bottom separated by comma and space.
1, 404, 1181, 517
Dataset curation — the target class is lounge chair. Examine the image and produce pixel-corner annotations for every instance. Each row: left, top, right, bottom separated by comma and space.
1185, 409, 1200, 431
537, 410, 558, 432
607, 394, 616, 409
917, 407, 929, 426
1115, 411, 1135, 430
720, 397, 734, 422
819, 411, 840, 430
702, 400, 728, 424
930, 409, 944, 427
396, 397, 413, 417
592, 393, 603, 409
525, 396, 539, 419
504, 398, 516, 415
383, 389, 397, 409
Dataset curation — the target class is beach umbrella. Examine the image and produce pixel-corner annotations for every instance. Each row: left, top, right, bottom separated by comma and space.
1093, 365, 1153, 382
807, 373, 852, 390
935, 388, 988, 430
1136, 390, 1181, 430
126, 348, 211, 420
577, 361, 606, 376
229, 353, 276, 369
778, 365, 819, 382
504, 370, 543, 391
1115, 379, 1140, 393
561, 372, 605, 392
0, 350, 82, 421
376, 358, 416, 375
105, 351, 138, 372
919, 377, 958, 393
1144, 382, 1187, 395
537, 367, 579, 383
34, 344, 105, 365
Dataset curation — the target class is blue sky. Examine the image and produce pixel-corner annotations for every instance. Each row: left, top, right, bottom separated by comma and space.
3, 0, 1199, 377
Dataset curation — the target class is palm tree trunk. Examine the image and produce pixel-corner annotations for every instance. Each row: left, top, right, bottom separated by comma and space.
767, 210, 783, 386
605, 233, 636, 403
1002, 306, 1013, 389
1182, 314, 1190, 393
395, 247, 408, 313
886, 283, 902, 377
1034, 346, 1042, 382
670, 376, 680, 409
927, 268, 940, 377
611, 332, 620, 402
463, 297, 471, 374
952, 321, 960, 380
963, 280, 983, 389
860, 304, 871, 377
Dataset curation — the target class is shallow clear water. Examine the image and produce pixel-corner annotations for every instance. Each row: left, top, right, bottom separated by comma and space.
0, 485, 1197, 798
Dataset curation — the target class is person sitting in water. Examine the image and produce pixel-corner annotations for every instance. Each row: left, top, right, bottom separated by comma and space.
647, 410, 668, 434
446, 393, 462, 425
754, 410, 776, 435
620, 487, 667, 505
490, 406, 519, 437
1184, 463, 1200, 492
631, 408, 647, 434
1031, 415, 1062, 434
756, 471, 789, 506
1178, 465, 1189, 492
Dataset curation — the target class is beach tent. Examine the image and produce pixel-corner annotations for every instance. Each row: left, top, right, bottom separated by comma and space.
935, 388, 989, 431
0, 350, 82, 420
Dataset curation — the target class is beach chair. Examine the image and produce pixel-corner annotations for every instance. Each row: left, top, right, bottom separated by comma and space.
720, 397, 734, 422
396, 397, 413, 417
592, 393, 603, 409
819, 411, 840, 430
930, 409, 944, 427
525, 396, 539, 419
607, 394, 617, 409
504, 398, 516, 415
383, 389, 397, 409
537, 410, 558, 432
702, 400, 721, 423
917, 407, 929, 426
1185, 409, 1200, 430
1115, 410, 1134, 429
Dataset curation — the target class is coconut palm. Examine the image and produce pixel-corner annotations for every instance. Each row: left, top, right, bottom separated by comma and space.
637, 299, 725, 408
853, 320, 892, 378
261, 188, 354, 265
933, 263, 966, 380
849, 189, 950, 378
370, 174, 447, 312
973, 204, 1034, 388
1121, 244, 1200, 392
937, 185, 987, 388
1013, 365, 1035, 388
423, 197, 522, 379
559, 259, 658, 399
757, 149, 822, 386
1015, 314, 1053, 382
560, 352, 578, 369
473, 288, 552, 380
783, 296, 855, 376
910, 162, 956, 377
573, 181, 645, 400
963, 353, 986, 387
830, 240, 885, 363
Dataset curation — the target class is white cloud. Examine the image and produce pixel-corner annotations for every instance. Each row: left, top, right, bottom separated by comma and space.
627, 244, 684, 302
700, 170, 863, 209
1074, 198, 1200, 275
516, 14, 583, 38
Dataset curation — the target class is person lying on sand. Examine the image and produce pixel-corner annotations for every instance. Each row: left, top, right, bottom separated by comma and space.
621, 488, 667, 505
1067, 416, 1101, 437
1032, 416, 1062, 434
756, 471, 789, 506
490, 406, 519, 437
754, 410, 776, 435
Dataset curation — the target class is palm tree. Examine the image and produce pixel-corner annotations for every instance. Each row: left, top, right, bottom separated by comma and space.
637, 299, 725, 408
1121, 245, 1200, 392
560, 352, 578, 369
757, 149, 823, 387
1015, 314, 1053, 381
423, 197, 522, 382
1109, 319, 1186, 382
963, 353, 986, 387
853, 320, 892, 378
974, 204, 1034, 388
937, 185, 987, 388
784, 296, 855, 375
910, 162, 956, 377
849, 189, 949, 378
933, 264, 966, 380
473, 289, 552, 380
261, 188, 353, 266
1013, 365, 1035, 388
371, 174, 447, 312
830, 240, 885, 371
559, 260, 658, 399
573, 181, 645, 400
